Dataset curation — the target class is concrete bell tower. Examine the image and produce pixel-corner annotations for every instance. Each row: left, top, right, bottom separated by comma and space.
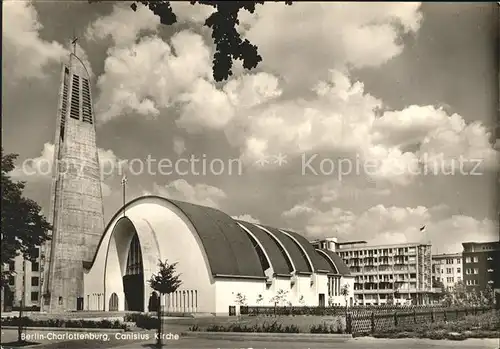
40, 42, 105, 313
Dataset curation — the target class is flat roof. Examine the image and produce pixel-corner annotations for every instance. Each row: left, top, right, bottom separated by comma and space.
337, 241, 431, 250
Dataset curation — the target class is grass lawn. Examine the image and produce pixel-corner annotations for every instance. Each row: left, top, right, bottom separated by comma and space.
160, 314, 346, 333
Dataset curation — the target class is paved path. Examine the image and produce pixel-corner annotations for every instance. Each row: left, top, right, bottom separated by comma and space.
114, 336, 499, 349
2, 329, 498, 349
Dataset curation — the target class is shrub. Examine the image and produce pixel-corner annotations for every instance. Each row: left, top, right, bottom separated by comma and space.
133, 314, 159, 330
310, 321, 345, 334
0, 317, 128, 330
205, 320, 300, 333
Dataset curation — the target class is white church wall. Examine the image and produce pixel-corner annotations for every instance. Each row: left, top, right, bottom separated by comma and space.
315, 273, 329, 305
214, 278, 265, 315
136, 200, 216, 313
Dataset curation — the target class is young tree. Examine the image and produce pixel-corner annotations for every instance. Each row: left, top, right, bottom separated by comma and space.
235, 292, 247, 306
1, 149, 51, 288
149, 259, 182, 348
270, 289, 288, 306
88, 1, 293, 82
340, 284, 350, 317
256, 294, 263, 305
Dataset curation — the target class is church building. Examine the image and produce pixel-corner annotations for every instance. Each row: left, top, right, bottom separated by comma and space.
38, 45, 353, 315
83, 196, 354, 314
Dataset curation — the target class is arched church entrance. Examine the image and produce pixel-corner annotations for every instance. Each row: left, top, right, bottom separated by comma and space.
123, 233, 144, 311
109, 293, 119, 311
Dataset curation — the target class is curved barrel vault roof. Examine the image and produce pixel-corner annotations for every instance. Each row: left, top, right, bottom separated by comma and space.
237, 220, 293, 276
88, 195, 350, 279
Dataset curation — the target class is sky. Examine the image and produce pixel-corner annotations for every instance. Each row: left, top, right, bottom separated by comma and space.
3, 1, 499, 254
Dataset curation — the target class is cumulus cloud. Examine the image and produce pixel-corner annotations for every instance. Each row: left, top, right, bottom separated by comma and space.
86, 3, 160, 47
282, 201, 498, 254
150, 179, 226, 209
94, 31, 212, 122
232, 214, 261, 224
170, 2, 215, 24
10, 142, 123, 197
242, 2, 423, 85
3, 0, 95, 80
3, 0, 67, 80
88, 2, 496, 186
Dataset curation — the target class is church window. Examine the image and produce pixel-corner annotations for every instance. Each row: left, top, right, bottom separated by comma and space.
69, 75, 80, 120
82, 78, 93, 124
125, 234, 143, 275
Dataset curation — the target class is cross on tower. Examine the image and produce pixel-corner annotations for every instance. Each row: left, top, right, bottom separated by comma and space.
121, 175, 128, 217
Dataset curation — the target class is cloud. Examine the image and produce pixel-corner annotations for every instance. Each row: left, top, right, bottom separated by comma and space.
86, 3, 161, 47
282, 200, 498, 254
242, 2, 423, 85
149, 179, 226, 209
3, 0, 67, 80
170, 2, 215, 24
10, 142, 123, 197
232, 214, 261, 224
94, 31, 212, 122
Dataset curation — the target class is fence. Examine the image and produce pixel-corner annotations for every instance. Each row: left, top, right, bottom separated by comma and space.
347, 306, 494, 334
238, 305, 495, 334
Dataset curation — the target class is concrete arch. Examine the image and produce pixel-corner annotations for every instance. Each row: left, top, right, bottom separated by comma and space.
84, 196, 221, 312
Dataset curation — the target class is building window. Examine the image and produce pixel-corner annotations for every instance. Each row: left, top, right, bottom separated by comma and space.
457, 268, 461, 273
487, 269, 493, 272
473, 256, 479, 263
8, 261, 15, 270
456, 258, 461, 264
31, 277, 39, 287
31, 292, 39, 302
9, 275, 15, 285
487, 256, 493, 261
447, 277, 454, 283
466, 257, 471, 263
32, 247, 40, 259
446, 259, 453, 264
446, 268, 452, 274
32, 262, 39, 272
473, 268, 479, 274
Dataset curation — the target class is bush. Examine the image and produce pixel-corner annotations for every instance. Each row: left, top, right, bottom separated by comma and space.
0, 317, 128, 330
310, 318, 345, 334
133, 314, 159, 330
205, 320, 300, 333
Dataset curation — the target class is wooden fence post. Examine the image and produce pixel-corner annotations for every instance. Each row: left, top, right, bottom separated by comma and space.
455, 308, 459, 319
443, 310, 447, 322
370, 312, 375, 334
413, 309, 417, 323
346, 313, 352, 334
394, 311, 398, 328
430, 309, 434, 323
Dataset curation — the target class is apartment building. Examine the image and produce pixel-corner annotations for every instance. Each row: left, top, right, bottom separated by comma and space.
331, 240, 433, 305
2, 247, 42, 311
432, 253, 462, 291
462, 241, 500, 292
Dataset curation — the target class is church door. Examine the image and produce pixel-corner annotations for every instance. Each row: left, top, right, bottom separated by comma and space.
122, 234, 144, 312
109, 293, 119, 311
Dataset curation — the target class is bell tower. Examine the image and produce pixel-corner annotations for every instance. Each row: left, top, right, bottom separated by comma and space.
40, 41, 105, 312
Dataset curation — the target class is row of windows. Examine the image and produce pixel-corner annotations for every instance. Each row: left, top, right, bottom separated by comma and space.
7, 261, 40, 272
435, 267, 461, 274
465, 256, 480, 263
8, 276, 39, 286
339, 247, 417, 257
465, 268, 479, 275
